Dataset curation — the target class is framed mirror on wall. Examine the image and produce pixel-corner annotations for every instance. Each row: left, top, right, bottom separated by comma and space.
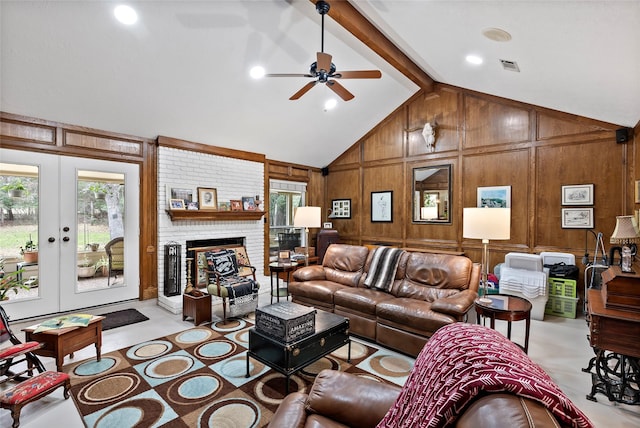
412, 164, 452, 224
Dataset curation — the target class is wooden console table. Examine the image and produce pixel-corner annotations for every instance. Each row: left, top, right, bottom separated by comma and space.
583, 288, 640, 404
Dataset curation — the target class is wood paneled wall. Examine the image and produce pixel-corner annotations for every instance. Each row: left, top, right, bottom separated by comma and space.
325, 85, 636, 299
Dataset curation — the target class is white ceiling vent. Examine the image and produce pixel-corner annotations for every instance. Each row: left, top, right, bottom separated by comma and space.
500, 59, 520, 72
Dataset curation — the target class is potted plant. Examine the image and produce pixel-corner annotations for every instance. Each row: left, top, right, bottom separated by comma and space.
94, 257, 109, 277
0, 268, 28, 300
1, 179, 26, 197
77, 256, 96, 278
20, 237, 38, 263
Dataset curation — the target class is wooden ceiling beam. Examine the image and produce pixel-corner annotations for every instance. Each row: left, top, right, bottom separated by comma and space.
310, 0, 434, 92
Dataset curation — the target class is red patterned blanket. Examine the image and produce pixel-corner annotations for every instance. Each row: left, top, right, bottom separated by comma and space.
377, 323, 593, 428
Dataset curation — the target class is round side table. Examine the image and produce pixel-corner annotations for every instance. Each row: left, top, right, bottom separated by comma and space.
268, 262, 297, 304
475, 293, 532, 353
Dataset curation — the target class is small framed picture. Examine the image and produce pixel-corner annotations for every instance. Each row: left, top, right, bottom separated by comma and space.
371, 190, 393, 222
562, 184, 594, 205
230, 200, 242, 211
197, 187, 218, 210
477, 186, 511, 208
562, 208, 594, 229
218, 201, 231, 211
323, 222, 333, 229
169, 199, 186, 210
242, 196, 256, 211
186, 201, 199, 210
331, 199, 351, 219
166, 185, 194, 209
278, 250, 291, 264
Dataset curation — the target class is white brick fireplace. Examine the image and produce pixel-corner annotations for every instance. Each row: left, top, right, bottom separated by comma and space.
157, 146, 267, 314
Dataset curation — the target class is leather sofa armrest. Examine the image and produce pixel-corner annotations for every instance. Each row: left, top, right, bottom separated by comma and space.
293, 265, 326, 281
268, 392, 308, 428
431, 289, 478, 318
305, 370, 401, 428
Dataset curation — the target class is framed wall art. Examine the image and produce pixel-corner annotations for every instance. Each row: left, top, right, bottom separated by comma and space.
562, 184, 593, 205
477, 186, 511, 208
331, 199, 351, 219
166, 185, 194, 208
197, 187, 218, 210
561, 208, 594, 229
371, 190, 393, 222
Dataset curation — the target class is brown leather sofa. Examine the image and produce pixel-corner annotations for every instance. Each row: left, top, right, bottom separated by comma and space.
268, 370, 562, 428
289, 244, 481, 356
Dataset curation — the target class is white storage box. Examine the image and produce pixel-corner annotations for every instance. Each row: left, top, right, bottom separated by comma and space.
505, 253, 543, 271
540, 252, 575, 266
500, 267, 548, 299
504, 290, 549, 321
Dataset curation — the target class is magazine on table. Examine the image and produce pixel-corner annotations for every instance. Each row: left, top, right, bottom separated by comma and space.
33, 313, 93, 333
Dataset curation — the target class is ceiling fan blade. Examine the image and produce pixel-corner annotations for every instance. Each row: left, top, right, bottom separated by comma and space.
326, 80, 354, 101
265, 73, 314, 78
334, 70, 382, 79
317, 52, 332, 72
290, 81, 318, 100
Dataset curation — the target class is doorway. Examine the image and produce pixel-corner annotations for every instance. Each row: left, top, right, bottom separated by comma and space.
0, 149, 140, 320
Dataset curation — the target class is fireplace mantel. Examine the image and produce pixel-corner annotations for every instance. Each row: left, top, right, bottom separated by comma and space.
165, 210, 265, 221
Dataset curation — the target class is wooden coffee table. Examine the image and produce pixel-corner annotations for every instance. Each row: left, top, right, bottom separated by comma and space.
23, 315, 105, 371
246, 309, 350, 394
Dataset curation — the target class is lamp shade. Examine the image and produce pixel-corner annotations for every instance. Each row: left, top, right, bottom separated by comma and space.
463, 208, 511, 240
421, 206, 438, 220
610, 215, 640, 244
294, 206, 321, 228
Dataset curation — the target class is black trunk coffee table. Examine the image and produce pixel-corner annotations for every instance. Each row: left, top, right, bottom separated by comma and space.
246, 309, 350, 394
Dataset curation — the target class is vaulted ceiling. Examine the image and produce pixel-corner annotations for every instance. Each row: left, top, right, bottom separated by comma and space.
1, 1, 638, 168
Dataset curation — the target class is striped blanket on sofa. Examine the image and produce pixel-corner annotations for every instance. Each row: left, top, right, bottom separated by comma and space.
364, 247, 404, 291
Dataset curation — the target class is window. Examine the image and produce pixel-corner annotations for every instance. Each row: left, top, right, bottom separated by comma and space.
269, 180, 306, 259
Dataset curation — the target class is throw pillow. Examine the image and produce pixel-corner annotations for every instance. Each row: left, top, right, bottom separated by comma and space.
205, 249, 238, 278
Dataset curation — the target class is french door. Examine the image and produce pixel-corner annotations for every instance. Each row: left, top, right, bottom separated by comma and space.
0, 149, 139, 320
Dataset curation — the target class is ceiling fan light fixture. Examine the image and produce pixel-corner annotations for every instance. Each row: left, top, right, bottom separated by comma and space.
249, 66, 266, 79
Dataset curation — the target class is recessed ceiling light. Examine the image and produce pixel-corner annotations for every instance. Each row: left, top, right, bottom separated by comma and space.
482, 28, 512, 42
465, 55, 483, 65
249, 66, 265, 79
324, 99, 337, 111
114, 5, 138, 25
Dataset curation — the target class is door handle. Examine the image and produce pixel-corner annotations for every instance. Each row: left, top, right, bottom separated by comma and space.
48, 237, 56, 243
63, 236, 70, 242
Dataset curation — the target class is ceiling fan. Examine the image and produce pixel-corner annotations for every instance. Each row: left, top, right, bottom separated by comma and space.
266, 0, 382, 101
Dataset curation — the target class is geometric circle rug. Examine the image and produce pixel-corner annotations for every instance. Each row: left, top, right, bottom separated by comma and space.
63, 316, 414, 428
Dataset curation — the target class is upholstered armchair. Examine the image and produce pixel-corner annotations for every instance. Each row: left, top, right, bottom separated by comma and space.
205, 248, 259, 322
105, 237, 124, 286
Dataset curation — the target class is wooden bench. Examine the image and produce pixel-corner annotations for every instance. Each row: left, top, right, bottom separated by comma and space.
0, 371, 70, 428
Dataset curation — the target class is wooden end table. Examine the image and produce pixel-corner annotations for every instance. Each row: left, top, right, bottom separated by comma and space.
182, 293, 212, 326
475, 294, 532, 353
269, 262, 297, 304
23, 315, 105, 372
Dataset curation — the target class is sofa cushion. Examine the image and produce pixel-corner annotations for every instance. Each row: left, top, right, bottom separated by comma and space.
321, 244, 369, 287
334, 288, 395, 316
393, 252, 474, 299
376, 298, 457, 334
288, 281, 349, 306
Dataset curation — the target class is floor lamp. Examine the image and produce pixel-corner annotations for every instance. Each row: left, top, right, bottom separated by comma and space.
463, 207, 511, 303
294, 206, 321, 266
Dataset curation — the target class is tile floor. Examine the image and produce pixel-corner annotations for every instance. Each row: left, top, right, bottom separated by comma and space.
2, 292, 639, 428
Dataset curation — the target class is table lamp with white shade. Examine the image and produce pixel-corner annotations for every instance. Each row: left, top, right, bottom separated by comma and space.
463, 207, 511, 303
294, 206, 321, 266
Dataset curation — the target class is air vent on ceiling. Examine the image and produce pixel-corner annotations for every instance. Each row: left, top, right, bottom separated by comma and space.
500, 59, 520, 72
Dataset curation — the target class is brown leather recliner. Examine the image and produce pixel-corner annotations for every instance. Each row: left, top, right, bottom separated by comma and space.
268, 370, 563, 428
